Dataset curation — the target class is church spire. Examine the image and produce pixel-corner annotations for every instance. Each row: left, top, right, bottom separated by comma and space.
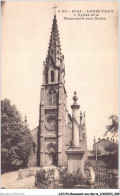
43, 13, 65, 84
47, 15, 62, 68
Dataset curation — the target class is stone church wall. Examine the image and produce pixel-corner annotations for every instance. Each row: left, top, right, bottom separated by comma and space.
62, 125, 72, 166
28, 127, 38, 167
28, 145, 37, 167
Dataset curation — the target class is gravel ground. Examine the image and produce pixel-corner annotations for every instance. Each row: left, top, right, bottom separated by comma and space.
1, 170, 35, 189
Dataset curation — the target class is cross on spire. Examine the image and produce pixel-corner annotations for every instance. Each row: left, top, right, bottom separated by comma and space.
52, 4, 58, 15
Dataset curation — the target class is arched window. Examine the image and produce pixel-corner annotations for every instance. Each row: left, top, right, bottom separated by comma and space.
47, 90, 57, 106
48, 91, 52, 105
52, 90, 56, 105
51, 71, 54, 82
46, 69, 48, 84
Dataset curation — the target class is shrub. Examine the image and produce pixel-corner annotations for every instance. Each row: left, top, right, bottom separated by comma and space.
36, 169, 47, 179
58, 166, 67, 176
108, 171, 118, 188
106, 152, 118, 169
59, 170, 89, 189
85, 160, 107, 170
35, 169, 49, 189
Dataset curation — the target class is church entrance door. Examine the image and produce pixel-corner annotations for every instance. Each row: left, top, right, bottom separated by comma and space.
48, 153, 57, 165
45, 144, 57, 166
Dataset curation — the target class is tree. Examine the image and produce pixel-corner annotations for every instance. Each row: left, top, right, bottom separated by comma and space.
105, 115, 118, 136
105, 142, 118, 152
103, 115, 119, 169
1, 99, 33, 173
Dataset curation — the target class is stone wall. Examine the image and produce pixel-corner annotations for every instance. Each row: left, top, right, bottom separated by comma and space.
18, 167, 40, 180
62, 125, 72, 166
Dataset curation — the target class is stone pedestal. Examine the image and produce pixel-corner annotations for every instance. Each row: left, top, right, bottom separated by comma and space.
66, 92, 85, 175
65, 147, 85, 175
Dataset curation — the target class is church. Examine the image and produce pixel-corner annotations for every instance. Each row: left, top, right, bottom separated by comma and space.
30, 13, 87, 168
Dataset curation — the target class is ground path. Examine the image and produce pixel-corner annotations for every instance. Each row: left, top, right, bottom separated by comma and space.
1, 166, 57, 189
1, 170, 35, 189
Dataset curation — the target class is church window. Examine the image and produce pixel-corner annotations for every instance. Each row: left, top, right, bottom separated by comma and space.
46, 69, 48, 84
51, 71, 54, 82
53, 90, 56, 105
48, 90, 57, 105
48, 91, 52, 105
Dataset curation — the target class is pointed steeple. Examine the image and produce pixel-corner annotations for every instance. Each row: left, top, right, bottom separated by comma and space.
46, 14, 64, 69
43, 14, 65, 85
47, 15, 61, 67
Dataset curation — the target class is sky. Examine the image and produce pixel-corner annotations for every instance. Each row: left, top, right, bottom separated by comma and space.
1, 1, 118, 150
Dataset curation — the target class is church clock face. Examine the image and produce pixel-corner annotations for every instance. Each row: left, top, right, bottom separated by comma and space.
45, 116, 57, 131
